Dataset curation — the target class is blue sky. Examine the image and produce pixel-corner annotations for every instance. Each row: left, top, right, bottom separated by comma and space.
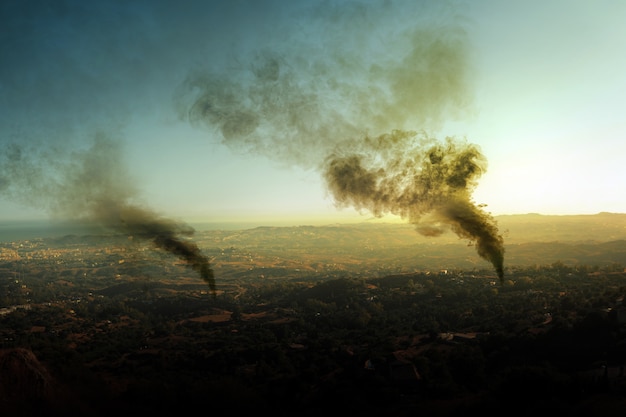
1, 0, 625, 226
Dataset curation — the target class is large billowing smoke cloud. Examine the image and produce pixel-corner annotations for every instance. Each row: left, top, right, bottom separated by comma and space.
0, 133, 215, 293
323, 130, 504, 279
174, 1, 505, 279
0, 0, 504, 281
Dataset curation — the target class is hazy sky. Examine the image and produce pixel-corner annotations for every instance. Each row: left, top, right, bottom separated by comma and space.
1, 0, 625, 226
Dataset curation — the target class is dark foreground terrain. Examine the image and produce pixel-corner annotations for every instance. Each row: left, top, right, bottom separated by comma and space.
1, 214, 626, 416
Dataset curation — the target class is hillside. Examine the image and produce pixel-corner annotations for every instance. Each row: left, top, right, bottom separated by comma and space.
8, 212, 626, 278
191, 213, 626, 274
195, 212, 626, 245
1, 214, 626, 416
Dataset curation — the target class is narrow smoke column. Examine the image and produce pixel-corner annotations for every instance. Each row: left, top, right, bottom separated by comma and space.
95, 202, 216, 294
0, 134, 216, 293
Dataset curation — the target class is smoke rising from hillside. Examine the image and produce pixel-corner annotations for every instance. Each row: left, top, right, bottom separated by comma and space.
0, 1, 219, 289
323, 130, 504, 279
175, 1, 505, 279
0, 1, 504, 281
0, 133, 215, 292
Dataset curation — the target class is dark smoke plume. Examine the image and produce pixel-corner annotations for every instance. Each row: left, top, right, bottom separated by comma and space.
0, 133, 215, 292
174, 1, 505, 279
89, 200, 215, 294
323, 130, 504, 280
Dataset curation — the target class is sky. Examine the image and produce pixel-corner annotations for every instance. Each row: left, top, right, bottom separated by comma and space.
1, 0, 625, 228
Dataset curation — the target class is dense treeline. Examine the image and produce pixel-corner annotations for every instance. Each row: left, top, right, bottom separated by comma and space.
1, 265, 625, 416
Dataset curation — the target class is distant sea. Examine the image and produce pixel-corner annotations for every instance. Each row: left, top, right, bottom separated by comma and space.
0, 220, 270, 242
0, 220, 107, 242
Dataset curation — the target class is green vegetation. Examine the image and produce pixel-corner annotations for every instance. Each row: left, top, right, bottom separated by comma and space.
1, 216, 626, 415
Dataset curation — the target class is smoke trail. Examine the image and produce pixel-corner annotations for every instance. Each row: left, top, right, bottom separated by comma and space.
174, 1, 505, 279
93, 202, 215, 293
0, 133, 216, 292
174, 2, 474, 167
323, 130, 504, 280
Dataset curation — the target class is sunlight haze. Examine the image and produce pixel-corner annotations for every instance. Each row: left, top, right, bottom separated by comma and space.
1, 0, 625, 226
